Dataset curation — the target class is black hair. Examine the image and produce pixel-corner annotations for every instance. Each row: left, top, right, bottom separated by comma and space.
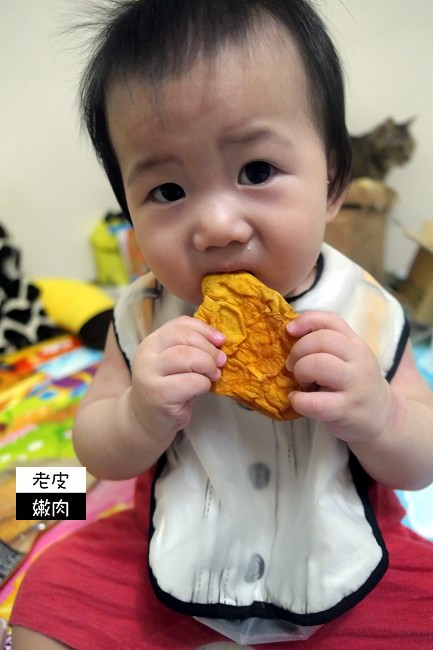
80, 0, 352, 219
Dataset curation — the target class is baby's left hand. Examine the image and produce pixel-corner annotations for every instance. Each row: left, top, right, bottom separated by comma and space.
287, 310, 393, 443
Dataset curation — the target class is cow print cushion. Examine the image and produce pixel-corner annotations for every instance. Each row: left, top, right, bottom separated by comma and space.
0, 224, 58, 354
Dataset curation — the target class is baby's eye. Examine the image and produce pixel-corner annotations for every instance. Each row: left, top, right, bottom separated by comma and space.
150, 183, 185, 203
238, 161, 275, 185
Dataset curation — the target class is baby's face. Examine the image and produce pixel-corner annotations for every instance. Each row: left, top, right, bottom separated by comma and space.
106, 30, 342, 304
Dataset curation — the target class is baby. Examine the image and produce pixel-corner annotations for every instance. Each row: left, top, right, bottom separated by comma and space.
11, 1, 433, 648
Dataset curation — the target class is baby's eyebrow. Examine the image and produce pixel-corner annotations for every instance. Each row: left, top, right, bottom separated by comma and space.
220, 126, 292, 148
127, 154, 179, 186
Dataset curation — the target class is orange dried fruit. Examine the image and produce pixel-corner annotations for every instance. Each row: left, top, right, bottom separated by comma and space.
194, 272, 300, 420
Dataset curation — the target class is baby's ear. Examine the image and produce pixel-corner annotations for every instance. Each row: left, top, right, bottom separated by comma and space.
325, 154, 349, 222
325, 183, 347, 224
326, 189, 347, 223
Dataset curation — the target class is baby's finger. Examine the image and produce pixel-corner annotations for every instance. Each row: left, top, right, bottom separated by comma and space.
287, 310, 355, 339
292, 352, 348, 390
147, 315, 225, 354
289, 388, 346, 422
154, 372, 215, 406
156, 345, 226, 382
287, 329, 351, 370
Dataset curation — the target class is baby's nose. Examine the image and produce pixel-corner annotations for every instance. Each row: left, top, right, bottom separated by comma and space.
192, 201, 253, 252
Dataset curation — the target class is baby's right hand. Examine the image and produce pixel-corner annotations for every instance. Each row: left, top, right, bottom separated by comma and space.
129, 315, 226, 443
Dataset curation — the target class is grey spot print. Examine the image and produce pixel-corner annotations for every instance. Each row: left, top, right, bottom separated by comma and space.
245, 553, 265, 583
248, 462, 271, 488
237, 402, 254, 411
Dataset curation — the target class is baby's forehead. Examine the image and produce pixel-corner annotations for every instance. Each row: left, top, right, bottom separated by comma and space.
107, 30, 310, 126
107, 24, 307, 111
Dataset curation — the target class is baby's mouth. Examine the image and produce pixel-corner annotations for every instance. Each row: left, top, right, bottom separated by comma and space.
206, 268, 256, 278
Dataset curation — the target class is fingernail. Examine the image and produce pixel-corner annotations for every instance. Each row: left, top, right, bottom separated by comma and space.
213, 330, 226, 344
216, 351, 227, 367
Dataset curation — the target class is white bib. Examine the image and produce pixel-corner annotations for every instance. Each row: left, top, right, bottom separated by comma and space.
114, 244, 408, 641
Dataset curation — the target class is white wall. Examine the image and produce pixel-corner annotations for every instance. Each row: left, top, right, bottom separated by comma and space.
1, 1, 432, 280
0, 1, 116, 281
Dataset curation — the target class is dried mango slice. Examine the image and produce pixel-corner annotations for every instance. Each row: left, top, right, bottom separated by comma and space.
194, 272, 300, 420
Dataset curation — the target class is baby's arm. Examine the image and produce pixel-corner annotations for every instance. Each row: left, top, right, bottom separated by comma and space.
73, 316, 226, 480
287, 311, 433, 490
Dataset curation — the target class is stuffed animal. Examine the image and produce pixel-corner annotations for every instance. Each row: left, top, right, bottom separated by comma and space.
34, 278, 114, 350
